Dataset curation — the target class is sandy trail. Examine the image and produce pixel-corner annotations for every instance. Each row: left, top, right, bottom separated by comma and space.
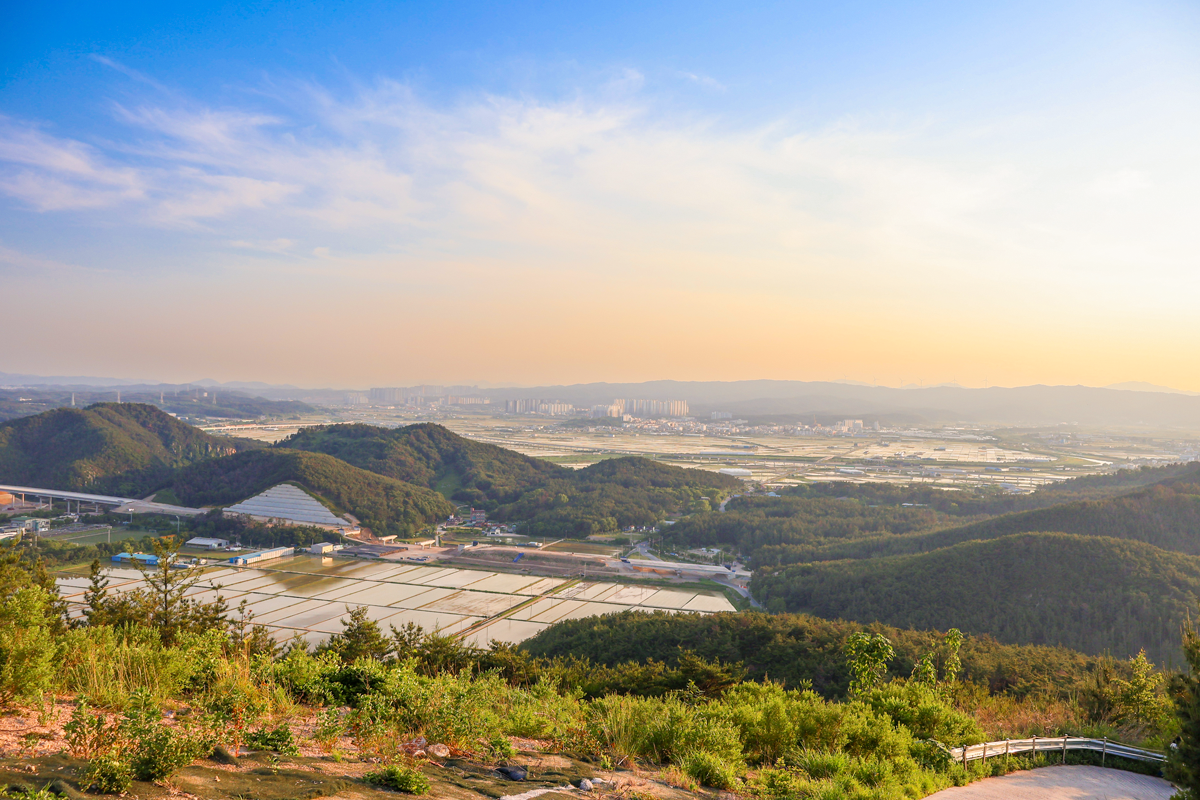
926, 765, 1174, 799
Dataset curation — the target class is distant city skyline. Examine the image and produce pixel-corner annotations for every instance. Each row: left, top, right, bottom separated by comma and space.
2, 1, 1198, 391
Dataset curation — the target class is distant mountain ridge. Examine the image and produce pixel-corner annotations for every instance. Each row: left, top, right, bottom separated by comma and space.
1106, 381, 1199, 396
5, 371, 1200, 425
486, 380, 1200, 426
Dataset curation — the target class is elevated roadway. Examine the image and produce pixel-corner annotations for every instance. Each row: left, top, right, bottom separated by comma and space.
0, 484, 205, 516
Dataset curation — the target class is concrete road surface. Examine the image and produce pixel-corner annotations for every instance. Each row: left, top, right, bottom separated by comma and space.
927, 766, 1173, 799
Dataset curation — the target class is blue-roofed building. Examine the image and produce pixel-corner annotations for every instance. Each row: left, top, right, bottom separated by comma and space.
112, 552, 159, 566
229, 546, 293, 566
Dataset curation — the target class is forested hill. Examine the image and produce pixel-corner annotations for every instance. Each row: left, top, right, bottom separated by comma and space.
170, 448, 456, 536
282, 423, 743, 536
661, 462, 1200, 568
277, 422, 569, 506
751, 532, 1200, 665
521, 609, 1098, 698
0, 403, 254, 497
780, 461, 1200, 515
787, 476, 1200, 564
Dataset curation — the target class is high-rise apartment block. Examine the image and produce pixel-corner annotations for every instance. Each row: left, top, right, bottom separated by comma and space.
368, 387, 404, 404
617, 399, 689, 417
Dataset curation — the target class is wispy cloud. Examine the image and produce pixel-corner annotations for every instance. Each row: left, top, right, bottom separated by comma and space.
677, 71, 726, 92
0, 242, 107, 275
90, 55, 173, 95
0, 71, 1195, 302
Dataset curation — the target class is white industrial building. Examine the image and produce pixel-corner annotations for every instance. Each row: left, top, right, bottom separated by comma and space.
184, 537, 230, 550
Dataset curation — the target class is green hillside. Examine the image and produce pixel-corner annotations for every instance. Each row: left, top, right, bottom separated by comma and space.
775, 461, 1200, 514
282, 423, 742, 536
663, 464, 1200, 568
278, 422, 568, 505
789, 477, 1200, 564
169, 448, 456, 535
664, 494, 963, 568
751, 532, 1200, 664
0, 402, 253, 497
522, 608, 1099, 698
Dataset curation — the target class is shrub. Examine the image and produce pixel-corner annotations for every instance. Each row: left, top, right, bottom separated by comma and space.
864, 682, 983, 746
120, 689, 209, 781
0, 588, 59, 706
314, 707, 346, 752
271, 648, 342, 706
364, 763, 430, 794
245, 723, 299, 755
85, 755, 134, 794
199, 657, 271, 750
790, 749, 851, 781
487, 733, 516, 762
57, 625, 197, 708
679, 750, 738, 789
63, 702, 119, 759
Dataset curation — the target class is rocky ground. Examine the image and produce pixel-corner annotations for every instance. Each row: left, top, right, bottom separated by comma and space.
0, 702, 726, 800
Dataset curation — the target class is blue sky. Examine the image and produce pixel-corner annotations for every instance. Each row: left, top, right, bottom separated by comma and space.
1, 1, 1198, 388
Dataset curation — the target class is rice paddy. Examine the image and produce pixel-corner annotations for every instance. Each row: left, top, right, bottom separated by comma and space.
57, 554, 736, 648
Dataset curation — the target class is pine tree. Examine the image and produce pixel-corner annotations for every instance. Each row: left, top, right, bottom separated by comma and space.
83, 558, 111, 627
1166, 624, 1200, 798
323, 606, 393, 663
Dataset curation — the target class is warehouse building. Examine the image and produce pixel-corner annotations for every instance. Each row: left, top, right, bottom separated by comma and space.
184, 537, 230, 550
229, 546, 294, 566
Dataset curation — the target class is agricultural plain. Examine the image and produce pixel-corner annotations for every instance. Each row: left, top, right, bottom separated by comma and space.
56, 556, 735, 648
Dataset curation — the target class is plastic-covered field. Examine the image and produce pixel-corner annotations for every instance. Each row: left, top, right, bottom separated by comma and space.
58, 558, 735, 646
461, 618, 548, 648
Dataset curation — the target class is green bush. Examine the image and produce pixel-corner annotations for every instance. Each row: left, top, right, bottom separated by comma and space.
85, 755, 134, 794
57, 625, 198, 708
791, 749, 851, 780
864, 682, 983, 746
364, 763, 430, 794
120, 689, 209, 781
245, 723, 300, 755
679, 749, 739, 789
0, 588, 59, 706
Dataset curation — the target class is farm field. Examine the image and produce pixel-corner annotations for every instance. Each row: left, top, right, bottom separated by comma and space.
56, 555, 736, 648
201, 408, 1197, 494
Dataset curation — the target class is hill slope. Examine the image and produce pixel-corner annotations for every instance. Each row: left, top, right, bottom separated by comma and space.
0, 403, 251, 496
791, 474, 1200, 564
169, 448, 456, 535
751, 532, 1200, 664
278, 422, 569, 506
522, 608, 1099, 697
282, 423, 743, 535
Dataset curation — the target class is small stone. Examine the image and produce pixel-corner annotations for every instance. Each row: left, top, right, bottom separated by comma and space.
579, 777, 594, 791
429, 743, 450, 758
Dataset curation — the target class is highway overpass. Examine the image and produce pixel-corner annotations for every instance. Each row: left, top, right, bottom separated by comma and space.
0, 484, 204, 516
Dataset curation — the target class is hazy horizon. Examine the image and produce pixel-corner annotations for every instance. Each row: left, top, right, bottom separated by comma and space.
3, 1, 1198, 391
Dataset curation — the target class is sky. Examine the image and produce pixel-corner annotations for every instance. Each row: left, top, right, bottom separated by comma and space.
1, 1, 1198, 390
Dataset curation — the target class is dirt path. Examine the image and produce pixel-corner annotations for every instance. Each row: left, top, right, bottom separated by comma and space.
927, 765, 1174, 799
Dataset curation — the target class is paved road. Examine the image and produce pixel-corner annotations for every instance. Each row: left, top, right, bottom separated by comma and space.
926, 766, 1173, 800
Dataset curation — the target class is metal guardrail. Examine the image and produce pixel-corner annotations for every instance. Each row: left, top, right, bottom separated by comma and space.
949, 736, 1165, 766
